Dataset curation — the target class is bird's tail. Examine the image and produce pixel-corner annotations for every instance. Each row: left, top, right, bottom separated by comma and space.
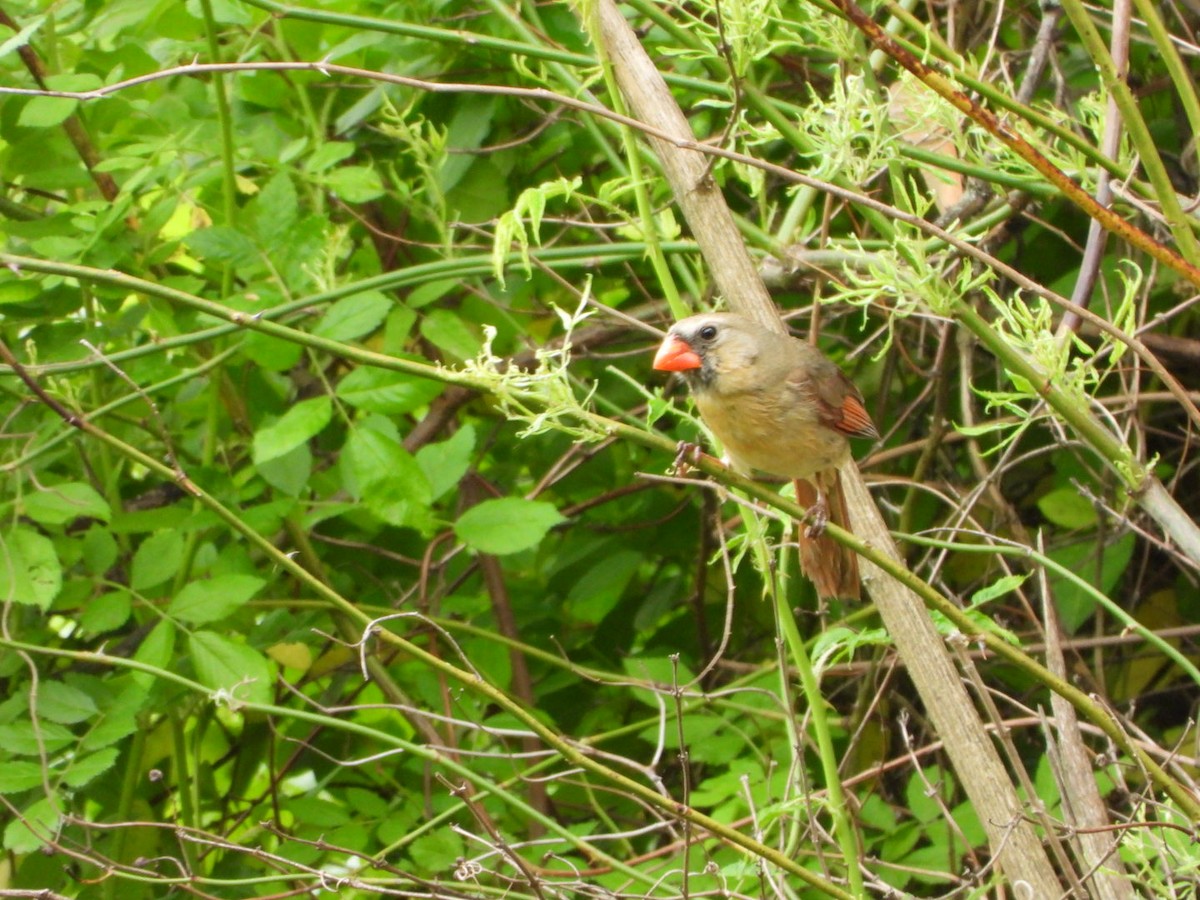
794, 469, 860, 601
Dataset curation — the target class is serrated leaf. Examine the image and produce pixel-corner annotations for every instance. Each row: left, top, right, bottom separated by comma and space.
189, 631, 273, 707
253, 172, 298, 245
336, 367, 442, 415
252, 396, 332, 465
455, 498, 564, 555
341, 416, 432, 530
132, 620, 176, 688
23, 482, 111, 525
0, 526, 61, 609
130, 530, 183, 591
0, 761, 44, 794
80, 589, 131, 634
36, 680, 97, 724
81, 525, 118, 576
81, 683, 147, 751
62, 748, 119, 788
313, 290, 391, 342
257, 443, 311, 497
0, 722, 74, 756
408, 830, 464, 872
184, 226, 258, 268
168, 574, 265, 625
3, 796, 60, 853
420, 309, 480, 360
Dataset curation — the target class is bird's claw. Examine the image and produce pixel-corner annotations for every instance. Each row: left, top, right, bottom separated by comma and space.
671, 440, 704, 476
803, 498, 829, 538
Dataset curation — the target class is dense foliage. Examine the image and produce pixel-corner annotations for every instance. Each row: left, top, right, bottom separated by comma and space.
1, 0, 1198, 896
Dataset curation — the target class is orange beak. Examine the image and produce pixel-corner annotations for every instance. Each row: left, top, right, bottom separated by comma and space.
653, 333, 703, 372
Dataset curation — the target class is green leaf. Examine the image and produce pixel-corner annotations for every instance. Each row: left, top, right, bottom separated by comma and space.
252, 172, 298, 246
62, 748, 120, 788
305, 141, 356, 172
80, 683, 146, 751
409, 830, 464, 872
0, 278, 41, 305
36, 680, 97, 724
81, 525, 118, 575
416, 424, 475, 500
130, 530, 184, 591
23, 482, 111, 525
80, 589, 132, 634
0, 722, 75, 756
184, 226, 259, 268
3, 796, 60, 853
0, 526, 61, 609
313, 291, 392, 342
340, 416, 433, 530
0, 761, 44, 794
1049, 533, 1135, 633
132, 620, 176, 688
1037, 487, 1098, 529
439, 96, 496, 193
18, 95, 77, 128
420, 309, 480, 361
567, 550, 641, 624
189, 631, 274, 707
455, 498, 564, 555
242, 331, 304, 371
970, 573, 1027, 606
185, 0, 251, 23
622, 655, 697, 707
323, 166, 384, 202
169, 574, 266, 625
257, 443, 312, 497
336, 367, 443, 415
252, 396, 332, 465
0, 16, 45, 61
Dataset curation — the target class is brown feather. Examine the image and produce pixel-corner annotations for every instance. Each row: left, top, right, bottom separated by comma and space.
794, 471, 860, 601
656, 313, 874, 601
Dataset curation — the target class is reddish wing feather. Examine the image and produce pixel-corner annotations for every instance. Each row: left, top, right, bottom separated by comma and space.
835, 393, 878, 439
801, 366, 878, 439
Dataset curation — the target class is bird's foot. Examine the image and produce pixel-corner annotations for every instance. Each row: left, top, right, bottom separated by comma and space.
671, 440, 705, 476
803, 497, 829, 538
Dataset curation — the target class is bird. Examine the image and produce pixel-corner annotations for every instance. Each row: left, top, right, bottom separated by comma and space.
652, 312, 878, 600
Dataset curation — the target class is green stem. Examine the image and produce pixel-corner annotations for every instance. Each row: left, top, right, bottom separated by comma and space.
953, 300, 1144, 491
903, 532, 1200, 686
773, 552, 864, 892
1056, 0, 1200, 263
103, 724, 147, 900
198, 0, 237, 298
1129, 0, 1200, 174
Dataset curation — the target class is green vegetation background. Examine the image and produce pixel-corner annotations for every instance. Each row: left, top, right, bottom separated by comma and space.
1, 0, 1198, 895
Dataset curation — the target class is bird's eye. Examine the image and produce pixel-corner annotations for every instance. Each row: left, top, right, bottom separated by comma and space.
698, 325, 718, 341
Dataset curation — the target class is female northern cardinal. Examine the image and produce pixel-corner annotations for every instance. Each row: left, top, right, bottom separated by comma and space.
652, 312, 878, 600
